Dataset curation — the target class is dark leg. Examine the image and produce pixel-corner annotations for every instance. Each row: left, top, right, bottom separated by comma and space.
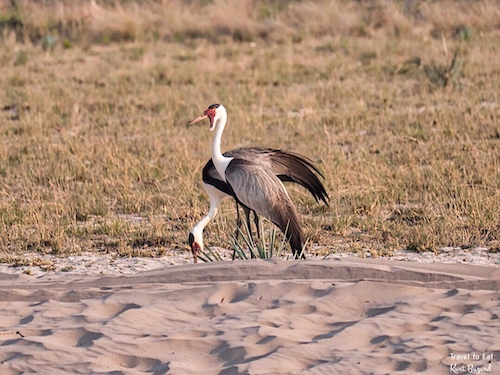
253, 211, 261, 239
244, 207, 253, 237
243, 207, 256, 258
233, 201, 242, 260
235, 201, 242, 239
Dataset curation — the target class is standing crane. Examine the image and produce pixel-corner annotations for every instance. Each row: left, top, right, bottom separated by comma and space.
188, 104, 328, 262
189, 147, 329, 262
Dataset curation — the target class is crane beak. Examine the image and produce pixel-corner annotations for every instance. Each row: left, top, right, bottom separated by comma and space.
188, 113, 208, 127
189, 107, 217, 130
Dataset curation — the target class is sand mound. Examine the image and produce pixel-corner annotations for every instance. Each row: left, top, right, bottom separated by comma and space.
1, 258, 498, 374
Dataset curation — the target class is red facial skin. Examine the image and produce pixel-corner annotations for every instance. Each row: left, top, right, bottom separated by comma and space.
188, 107, 217, 129
204, 108, 216, 129
191, 242, 201, 263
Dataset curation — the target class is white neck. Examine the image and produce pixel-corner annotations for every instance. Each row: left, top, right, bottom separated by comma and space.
191, 184, 227, 250
191, 201, 217, 252
193, 193, 219, 230
211, 107, 233, 181
192, 212, 213, 235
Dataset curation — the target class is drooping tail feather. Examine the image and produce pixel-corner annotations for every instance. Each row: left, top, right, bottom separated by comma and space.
273, 198, 306, 259
271, 150, 329, 206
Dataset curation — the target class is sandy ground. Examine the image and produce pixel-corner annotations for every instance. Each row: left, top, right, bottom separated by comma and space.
0, 251, 499, 374
1, 246, 499, 277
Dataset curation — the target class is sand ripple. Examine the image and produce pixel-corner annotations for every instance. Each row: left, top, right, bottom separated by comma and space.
0, 258, 499, 374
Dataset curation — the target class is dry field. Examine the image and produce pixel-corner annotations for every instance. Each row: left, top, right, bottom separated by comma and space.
0, 0, 499, 263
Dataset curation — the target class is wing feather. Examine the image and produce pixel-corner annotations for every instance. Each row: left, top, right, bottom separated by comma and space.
225, 158, 305, 254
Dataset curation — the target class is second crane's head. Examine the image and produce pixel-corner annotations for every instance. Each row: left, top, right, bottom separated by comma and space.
188, 230, 203, 264
189, 103, 226, 131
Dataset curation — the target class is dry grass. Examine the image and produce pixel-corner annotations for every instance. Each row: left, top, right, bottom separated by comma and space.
0, 0, 498, 262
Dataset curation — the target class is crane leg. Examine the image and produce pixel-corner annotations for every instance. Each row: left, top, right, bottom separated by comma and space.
235, 202, 243, 238
243, 207, 256, 258
233, 202, 242, 260
253, 211, 261, 239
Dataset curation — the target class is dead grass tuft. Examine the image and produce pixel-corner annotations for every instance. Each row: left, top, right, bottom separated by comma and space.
0, 0, 498, 45
0, 1, 498, 262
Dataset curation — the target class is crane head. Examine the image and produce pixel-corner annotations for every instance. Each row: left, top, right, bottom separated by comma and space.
188, 103, 222, 131
188, 232, 202, 263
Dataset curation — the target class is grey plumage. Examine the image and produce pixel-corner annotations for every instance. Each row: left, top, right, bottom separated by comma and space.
225, 157, 306, 256
202, 147, 328, 255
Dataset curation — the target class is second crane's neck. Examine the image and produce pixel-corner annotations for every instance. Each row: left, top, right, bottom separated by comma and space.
211, 110, 233, 181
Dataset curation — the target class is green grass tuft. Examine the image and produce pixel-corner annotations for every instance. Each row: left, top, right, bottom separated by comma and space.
198, 221, 307, 262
